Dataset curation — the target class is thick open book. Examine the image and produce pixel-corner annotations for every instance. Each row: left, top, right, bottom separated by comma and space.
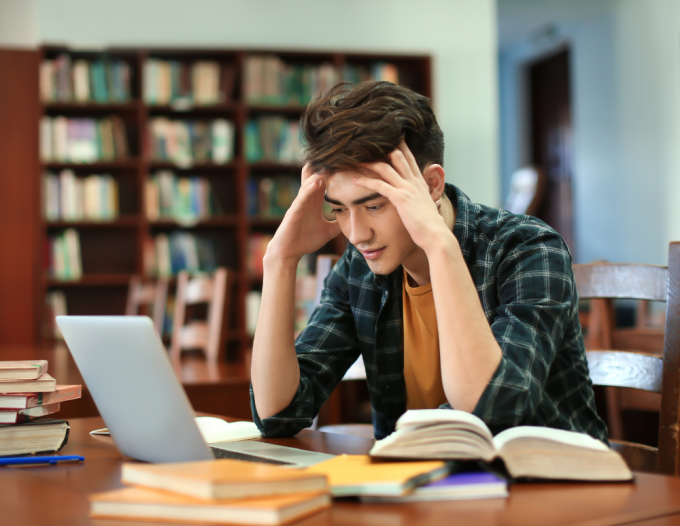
369, 410, 632, 481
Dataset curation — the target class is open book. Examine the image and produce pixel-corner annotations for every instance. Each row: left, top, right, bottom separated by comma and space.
369, 410, 632, 481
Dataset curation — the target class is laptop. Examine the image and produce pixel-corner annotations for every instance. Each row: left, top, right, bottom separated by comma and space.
56, 316, 334, 467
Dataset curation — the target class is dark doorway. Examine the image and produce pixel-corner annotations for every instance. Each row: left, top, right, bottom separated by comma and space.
529, 47, 575, 254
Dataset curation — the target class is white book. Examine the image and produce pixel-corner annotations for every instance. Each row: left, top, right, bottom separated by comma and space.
44, 173, 60, 221
83, 175, 101, 220
155, 234, 172, 277
52, 236, 67, 279
211, 119, 234, 164
40, 116, 53, 161
40, 60, 55, 102
53, 117, 69, 162
63, 229, 82, 280
59, 169, 76, 221
73, 60, 91, 102
245, 291, 261, 336
143, 59, 157, 104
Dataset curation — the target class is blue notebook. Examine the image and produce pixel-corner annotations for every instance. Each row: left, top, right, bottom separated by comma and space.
361, 471, 508, 502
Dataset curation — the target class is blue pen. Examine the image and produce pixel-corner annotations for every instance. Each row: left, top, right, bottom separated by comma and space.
0, 455, 84, 466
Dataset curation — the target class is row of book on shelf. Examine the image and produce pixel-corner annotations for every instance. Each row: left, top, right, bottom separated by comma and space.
40, 115, 307, 165
0, 360, 81, 456
247, 176, 300, 218
47, 228, 82, 281
44, 170, 119, 221
41, 52, 401, 107
40, 116, 129, 163
41, 54, 131, 103
145, 171, 215, 221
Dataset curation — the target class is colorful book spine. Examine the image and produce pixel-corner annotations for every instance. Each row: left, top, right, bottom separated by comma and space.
48, 228, 82, 281
143, 59, 234, 106
247, 233, 274, 277
342, 62, 400, 85
244, 117, 303, 164
148, 118, 234, 165
40, 54, 131, 103
145, 171, 214, 221
40, 116, 129, 163
247, 176, 300, 218
150, 233, 217, 277
244, 55, 339, 106
43, 171, 119, 221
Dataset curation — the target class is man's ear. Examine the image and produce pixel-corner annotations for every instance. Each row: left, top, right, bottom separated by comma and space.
422, 164, 446, 200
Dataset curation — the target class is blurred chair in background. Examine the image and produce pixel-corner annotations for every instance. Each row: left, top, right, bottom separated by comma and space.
170, 268, 230, 365
125, 276, 168, 336
503, 166, 547, 216
573, 242, 680, 474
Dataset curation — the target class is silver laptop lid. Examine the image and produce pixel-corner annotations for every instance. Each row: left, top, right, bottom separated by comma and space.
56, 316, 213, 463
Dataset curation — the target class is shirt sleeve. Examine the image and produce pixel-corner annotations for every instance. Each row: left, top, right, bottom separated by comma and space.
251, 251, 361, 437
472, 230, 578, 434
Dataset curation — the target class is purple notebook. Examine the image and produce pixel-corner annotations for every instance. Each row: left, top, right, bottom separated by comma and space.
362, 471, 508, 502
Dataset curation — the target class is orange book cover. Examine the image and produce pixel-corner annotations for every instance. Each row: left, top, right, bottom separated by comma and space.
121, 458, 328, 500
90, 487, 330, 525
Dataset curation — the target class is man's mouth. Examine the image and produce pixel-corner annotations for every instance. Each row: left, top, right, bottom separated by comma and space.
359, 247, 386, 260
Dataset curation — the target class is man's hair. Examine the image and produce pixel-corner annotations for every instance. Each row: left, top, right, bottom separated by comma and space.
300, 81, 444, 174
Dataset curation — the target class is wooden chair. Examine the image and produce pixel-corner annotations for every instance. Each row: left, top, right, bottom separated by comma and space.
125, 276, 168, 336
573, 241, 680, 474
170, 268, 230, 365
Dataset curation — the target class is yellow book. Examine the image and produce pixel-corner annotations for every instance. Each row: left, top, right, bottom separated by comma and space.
304, 454, 448, 497
121, 458, 328, 500
90, 487, 330, 525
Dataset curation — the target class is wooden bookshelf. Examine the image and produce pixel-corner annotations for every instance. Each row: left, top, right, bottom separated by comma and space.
0, 45, 431, 360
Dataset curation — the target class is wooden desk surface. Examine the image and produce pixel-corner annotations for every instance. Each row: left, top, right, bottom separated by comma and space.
3, 417, 680, 526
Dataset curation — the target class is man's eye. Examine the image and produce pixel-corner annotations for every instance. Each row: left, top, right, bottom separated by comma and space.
367, 205, 382, 212
332, 208, 345, 214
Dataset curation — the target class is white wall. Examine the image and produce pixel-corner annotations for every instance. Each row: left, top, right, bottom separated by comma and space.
498, 0, 680, 265
0, 0, 38, 48
33, 0, 500, 206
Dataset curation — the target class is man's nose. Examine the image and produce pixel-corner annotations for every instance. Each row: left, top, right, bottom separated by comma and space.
348, 214, 372, 247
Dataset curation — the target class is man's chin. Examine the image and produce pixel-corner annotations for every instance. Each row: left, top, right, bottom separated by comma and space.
365, 257, 399, 276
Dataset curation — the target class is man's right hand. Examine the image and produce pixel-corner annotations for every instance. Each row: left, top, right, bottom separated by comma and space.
265, 164, 342, 263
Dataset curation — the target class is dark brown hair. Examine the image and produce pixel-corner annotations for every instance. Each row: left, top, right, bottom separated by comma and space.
300, 81, 444, 174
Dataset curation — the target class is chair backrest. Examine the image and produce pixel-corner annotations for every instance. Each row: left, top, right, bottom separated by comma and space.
170, 268, 229, 365
125, 276, 168, 336
573, 242, 680, 475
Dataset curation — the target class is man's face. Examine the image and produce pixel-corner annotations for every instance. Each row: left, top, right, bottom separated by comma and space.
324, 169, 417, 275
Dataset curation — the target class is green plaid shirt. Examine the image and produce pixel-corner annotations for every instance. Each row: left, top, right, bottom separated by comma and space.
251, 184, 609, 443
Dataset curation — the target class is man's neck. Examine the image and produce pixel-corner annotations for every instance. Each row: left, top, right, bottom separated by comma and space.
402, 194, 456, 287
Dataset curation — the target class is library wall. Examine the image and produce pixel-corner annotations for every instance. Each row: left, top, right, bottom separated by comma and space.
33, 0, 500, 207
498, 0, 680, 266
0, 0, 37, 48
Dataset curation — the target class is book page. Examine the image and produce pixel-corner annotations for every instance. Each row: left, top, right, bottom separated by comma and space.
195, 417, 261, 444
493, 425, 609, 452
396, 410, 492, 438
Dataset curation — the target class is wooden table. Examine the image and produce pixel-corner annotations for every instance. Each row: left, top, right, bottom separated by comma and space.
0, 345, 253, 419
4, 417, 680, 526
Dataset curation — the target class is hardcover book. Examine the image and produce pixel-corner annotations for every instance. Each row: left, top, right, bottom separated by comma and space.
0, 402, 60, 424
0, 418, 70, 456
121, 458, 328, 500
369, 409, 633, 482
90, 488, 330, 525
0, 385, 81, 410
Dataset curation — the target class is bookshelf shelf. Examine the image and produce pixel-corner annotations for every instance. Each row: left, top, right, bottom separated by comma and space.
45, 274, 134, 287
0, 45, 430, 361
43, 159, 141, 170
45, 216, 141, 228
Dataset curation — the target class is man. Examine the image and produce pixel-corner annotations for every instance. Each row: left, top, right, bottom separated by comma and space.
250, 81, 608, 442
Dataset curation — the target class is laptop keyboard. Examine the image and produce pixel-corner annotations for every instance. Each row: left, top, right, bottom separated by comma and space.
210, 447, 294, 465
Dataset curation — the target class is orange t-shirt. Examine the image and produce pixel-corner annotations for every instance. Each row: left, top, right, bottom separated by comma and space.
402, 268, 448, 410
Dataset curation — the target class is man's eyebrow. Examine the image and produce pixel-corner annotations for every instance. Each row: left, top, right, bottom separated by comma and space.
324, 192, 384, 206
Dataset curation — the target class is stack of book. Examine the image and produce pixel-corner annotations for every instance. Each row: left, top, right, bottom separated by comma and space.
90, 458, 331, 524
143, 59, 235, 106
247, 176, 300, 218
244, 55, 338, 106
0, 360, 81, 456
47, 229, 82, 281
342, 62, 399, 85
148, 118, 234, 165
145, 171, 214, 221
44, 170, 119, 222
40, 116, 129, 163
245, 116, 303, 164
149, 233, 217, 277
40, 54, 132, 103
